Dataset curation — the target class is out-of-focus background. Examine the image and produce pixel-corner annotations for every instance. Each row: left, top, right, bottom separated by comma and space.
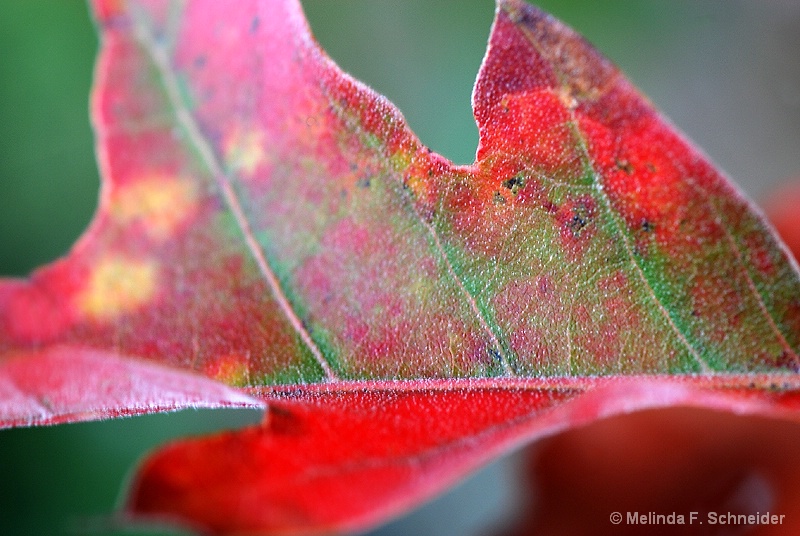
1, 1, 799, 535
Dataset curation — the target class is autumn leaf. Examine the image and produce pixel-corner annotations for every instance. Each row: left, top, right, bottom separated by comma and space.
2, 0, 800, 534
498, 407, 800, 536
763, 180, 800, 264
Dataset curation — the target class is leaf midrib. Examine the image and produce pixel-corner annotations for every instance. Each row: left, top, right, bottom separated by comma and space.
505, 7, 713, 373
128, 7, 339, 381
322, 78, 516, 376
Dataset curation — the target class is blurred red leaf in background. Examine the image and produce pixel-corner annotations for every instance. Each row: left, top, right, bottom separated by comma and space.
2, 0, 800, 534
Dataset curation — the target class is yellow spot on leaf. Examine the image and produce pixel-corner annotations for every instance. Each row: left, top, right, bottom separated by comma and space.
79, 256, 157, 321
557, 85, 578, 110
207, 355, 250, 387
224, 128, 265, 175
113, 176, 196, 240
405, 174, 429, 202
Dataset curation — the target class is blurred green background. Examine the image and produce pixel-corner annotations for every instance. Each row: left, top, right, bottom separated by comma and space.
1, 1, 799, 535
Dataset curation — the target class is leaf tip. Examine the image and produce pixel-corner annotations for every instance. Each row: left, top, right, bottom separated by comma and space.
474, 0, 617, 150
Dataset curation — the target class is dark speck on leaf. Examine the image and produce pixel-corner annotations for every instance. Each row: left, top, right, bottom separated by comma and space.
506, 3, 537, 25
615, 159, 634, 175
641, 219, 654, 233
356, 178, 371, 188
559, 197, 595, 239
493, 191, 507, 204
501, 175, 525, 194
569, 211, 588, 234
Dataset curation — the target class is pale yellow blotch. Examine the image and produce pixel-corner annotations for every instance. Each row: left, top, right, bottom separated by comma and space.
405, 174, 429, 202
557, 85, 578, 110
224, 128, 265, 175
79, 255, 157, 321
209, 355, 250, 387
113, 176, 197, 240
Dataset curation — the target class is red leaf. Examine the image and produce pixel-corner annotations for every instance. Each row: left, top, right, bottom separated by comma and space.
123, 379, 800, 535
2, 0, 800, 534
499, 409, 800, 536
763, 180, 800, 263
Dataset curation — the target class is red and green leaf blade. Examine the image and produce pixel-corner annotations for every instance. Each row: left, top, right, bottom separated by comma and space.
1, 0, 800, 534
